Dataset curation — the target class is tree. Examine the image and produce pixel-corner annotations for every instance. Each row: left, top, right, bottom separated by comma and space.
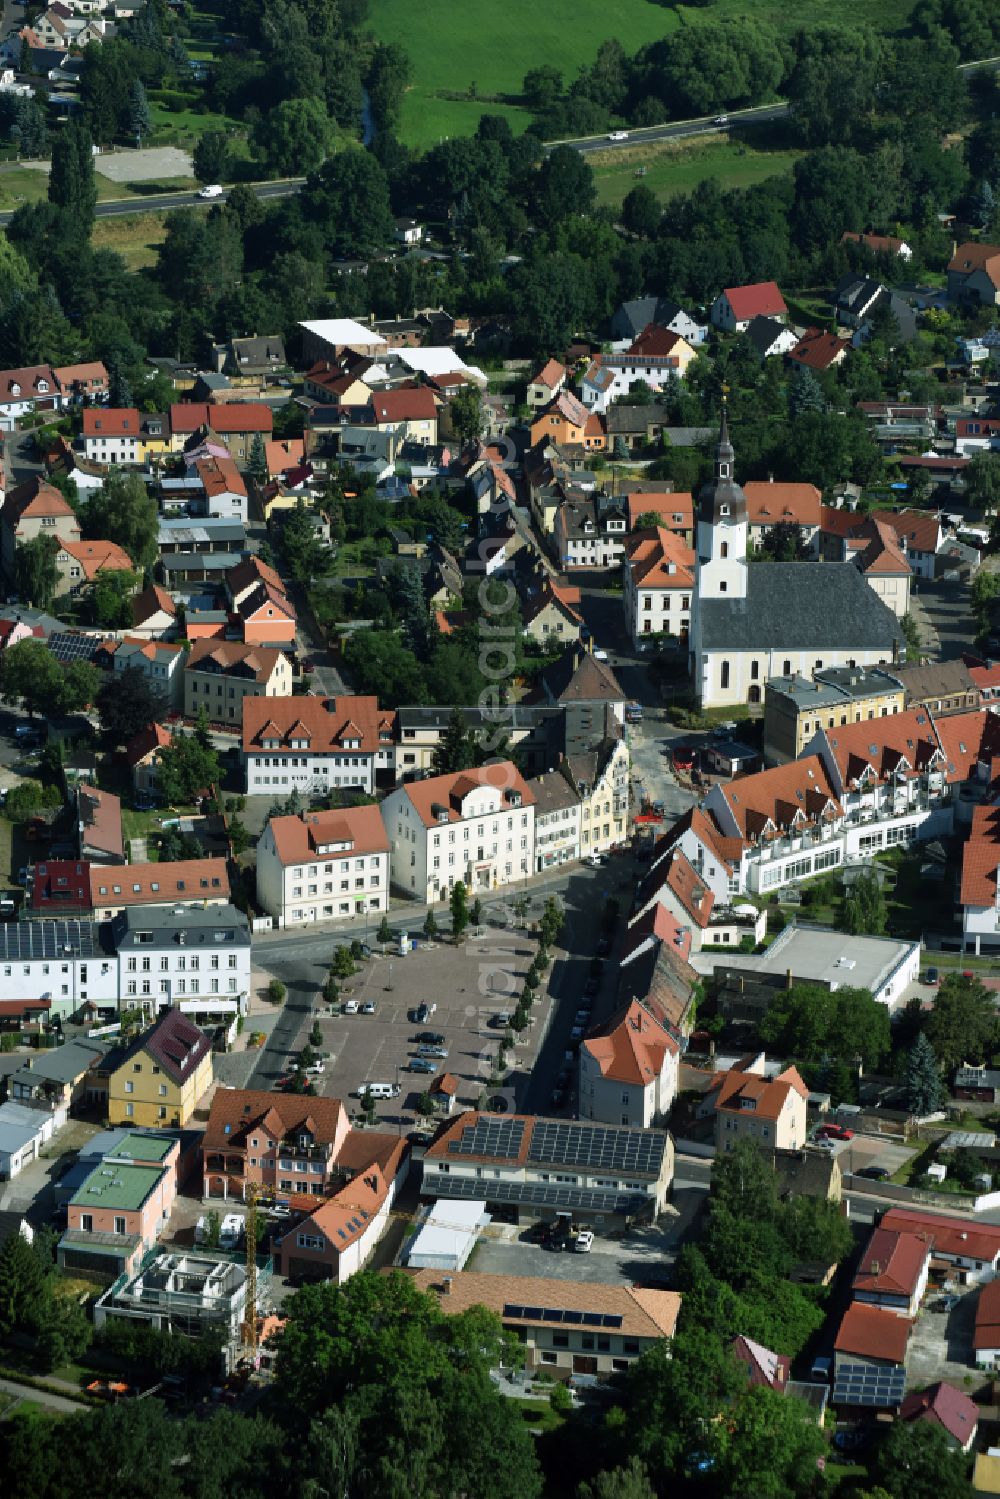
450, 384, 485, 444
0, 638, 64, 719
787, 366, 826, 419
841, 867, 888, 935
155, 731, 219, 804
757, 522, 809, 562
267, 979, 286, 1003
58, 659, 100, 715
905, 1031, 944, 1115
536, 145, 595, 223
874, 1417, 971, 1499
471, 896, 483, 927
712, 1385, 826, 1498
925, 972, 999, 1071
158, 827, 203, 861
377, 914, 392, 944
192, 129, 231, 185
423, 909, 439, 940
366, 41, 411, 132
13, 532, 60, 608
302, 150, 396, 258
578, 1462, 656, 1499
97, 666, 161, 745
450, 880, 469, 937
126, 79, 151, 143
248, 432, 268, 483
758, 981, 890, 1071
83, 472, 158, 572
522, 65, 563, 110
38, 1293, 92, 1372
227, 816, 250, 857
0, 1226, 47, 1334
48, 120, 97, 232
971, 178, 996, 230
432, 707, 477, 775
621, 183, 661, 239
622, 1335, 745, 1486
967, 451, 1000, 514
256, 97, 334, 178
91, 568, 139, 630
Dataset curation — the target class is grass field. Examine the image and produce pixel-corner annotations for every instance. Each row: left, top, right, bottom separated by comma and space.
591, 136, 803, 206
369, 0, 916, 146
92, 212, 172, 271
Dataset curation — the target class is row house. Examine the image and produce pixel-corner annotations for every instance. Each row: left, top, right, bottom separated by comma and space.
552, 495, 627, 570
82, 408, 143, 466
762, 665, 906, 766
527, 737, 629, 870
622, 526, 695, 648
191, 456, 248, 522
631, 845, 766, 954
382, 762, 535, 905
242, 694, 396, 796
184, 639, 291, 724
531, 771, 582, 873
168, 403, 273, 464
89, 857, 231, 922
623, 488, 694, 545
255, 804, 390, 927
578, 999, 679, 1128
960, 803, 1000, 953
880, 1207, 1000, 1285
113, 903, 251, 1017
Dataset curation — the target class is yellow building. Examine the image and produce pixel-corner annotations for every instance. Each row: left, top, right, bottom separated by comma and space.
763, 666, 905, 766
105, 1008, 213, 1129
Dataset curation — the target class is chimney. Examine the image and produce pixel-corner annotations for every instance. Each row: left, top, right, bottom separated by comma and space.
786, 969, 793, 991
442, 1276, 453, 1296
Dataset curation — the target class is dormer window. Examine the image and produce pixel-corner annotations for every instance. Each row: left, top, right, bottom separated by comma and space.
263, 737, 279, 750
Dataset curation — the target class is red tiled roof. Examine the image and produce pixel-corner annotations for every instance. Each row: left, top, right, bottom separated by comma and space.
935, 709, 1000, 783
226, 556, 285, 600
842, 231, 909, 257
621, 903, 693, 966
722, 282, 786, 320
625, 527, 696, 591
196, 455, 246, 498
82, 407, 140, 438
0, 364, 57, 401
899, 1382, 978, 1446
61, 538, 134, 580
243, 695, 395, 756
582, 998, 678, 1086
5, 478, 77, 524
870, 508, 941, 556
170, 402, 273, 435
853, 1227, 929, 1299
835, 1303, 910, 1363
743, 480, 822, 529
266, 805, 389, 866
628, 324, 691, 358
531, 358, 565, 389
90, 858, 229, 908
124, 721, 172, 768
879, 1207, 1000, 1265
625, 491, 694, 532
186, 638, 286, 683
661, 848, 715, 928
731, 1335, 790, 1390
974, 1278, 1000, 1350
822, 707, 944, 789
961, 804, 1000, 907
132, 584, 176, 627
788, 328, 850, 370
397, 761, 535, 829
948, 241, 1000, 288
708, 1061, 808, 1123
77, 783, 123, 861
524, 581, 583, 628
203, 1087, 348, 1151
715, 755, 841, 843
654, 804, 743, 876
371, 387, 438, 424
853, 519, 912, 577
29, 859, 91, 915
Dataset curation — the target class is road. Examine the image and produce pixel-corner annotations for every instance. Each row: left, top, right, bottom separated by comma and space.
552, 103, 789, 156
0, 177, 306, 228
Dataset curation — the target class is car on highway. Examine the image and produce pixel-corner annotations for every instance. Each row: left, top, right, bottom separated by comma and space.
409, 1057, 436, 1074
713, 114, 729, 126
817, 1123, 854, 1141
608, 130, 629, 142
199, 183, 223, 198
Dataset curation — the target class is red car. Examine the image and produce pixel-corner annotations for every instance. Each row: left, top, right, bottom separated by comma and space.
672, 746, 695, 772
818, 1124, 854, 1141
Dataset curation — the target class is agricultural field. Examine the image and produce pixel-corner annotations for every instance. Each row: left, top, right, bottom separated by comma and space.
369, 0, 917, 147
591, 136, 803, 206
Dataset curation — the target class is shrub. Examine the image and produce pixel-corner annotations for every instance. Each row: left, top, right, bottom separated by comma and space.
266, 979, 286, 1003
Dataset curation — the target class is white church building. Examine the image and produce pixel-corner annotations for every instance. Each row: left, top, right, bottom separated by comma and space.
688, 411, 904, 709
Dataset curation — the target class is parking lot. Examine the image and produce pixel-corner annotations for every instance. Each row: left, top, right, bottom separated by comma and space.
907, 1288, 979, 1386
290, 929, 551, 1127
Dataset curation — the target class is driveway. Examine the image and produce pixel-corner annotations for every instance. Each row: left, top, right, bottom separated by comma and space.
907, 1289, 979, 1388
471, 1210, 689, 1288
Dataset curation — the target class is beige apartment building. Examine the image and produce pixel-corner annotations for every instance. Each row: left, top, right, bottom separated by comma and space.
184, 640, 292, 724
763, 665, 905, 765
705, 1052, 808, 1153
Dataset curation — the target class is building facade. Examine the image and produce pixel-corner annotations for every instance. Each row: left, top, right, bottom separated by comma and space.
256, 805, 390, 927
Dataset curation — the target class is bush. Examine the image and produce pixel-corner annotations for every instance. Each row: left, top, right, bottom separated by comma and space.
549, 1382, 573, 1413
266, 979, 286, 1004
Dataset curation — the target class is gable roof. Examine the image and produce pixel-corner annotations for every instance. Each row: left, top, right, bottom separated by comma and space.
708, 1061, 808, 1122
124, 721, 172, 768
731, 1335, 790, 1390
745, 315, 796, 356
582, 998, 678, 1086
0, 364, 57, 402
961, 803, 1000, 907
787, 328, 851, 370
659, 848, 715, 928
842, 231, 909, 257
186, 638, 286, 683
721, 282, 787, 320
948, 241, 1000, 289
131, 584, 176, 627
114, 1007, 212, 1087
698, 562, 902, 653
541, 644, 626, 705
974, 1278, 1000, 1351
82, 407, 140, 439
530, 358, 566, 389
170, 402, 273, 435
266, 804, 390, 866
820, 706, 944, 790
625, 490, 694, 532
60, 538, 134, 580
90, 858, 229, 908
870, 508, 941, 556
622, 899, 693, 967
370, 386, 438, 424
853, 519, 912, 578
407, 1267, 681, 1341
195, 455, 247, 499
879, 1206, 1000, 1265
5, 477, 76, 524
628, 324, 693, 359
242, 695, 394, 756
625, 528, 696, 591
203, 1087, 348, 1150
899, 1382, 978, 1446
853, 1227, 929, 1298
523, 581, 583, 628
743, 480, 822, 529
835, 1303, 910, 1363
397, 761, 535, 829
715, 755, 841, 844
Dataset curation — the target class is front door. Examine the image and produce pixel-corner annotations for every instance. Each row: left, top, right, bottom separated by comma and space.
573, 1355, 598, 1375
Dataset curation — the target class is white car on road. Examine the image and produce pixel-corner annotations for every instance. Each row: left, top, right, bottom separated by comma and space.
608, 130, 629, 142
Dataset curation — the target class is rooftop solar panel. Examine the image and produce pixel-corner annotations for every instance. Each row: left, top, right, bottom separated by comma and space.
448, 1117, 526, 1160
527, 1120, 666, 1175
48, 632, 104, 665
0, 918, 103, 961
423, 1172, 647, 1215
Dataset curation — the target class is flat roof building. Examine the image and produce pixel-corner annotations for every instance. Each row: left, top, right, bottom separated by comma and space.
710, 923, 921, 1013
405, 1199, 490, 1271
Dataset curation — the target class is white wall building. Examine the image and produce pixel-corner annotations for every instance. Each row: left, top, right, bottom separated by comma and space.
381, 762, 536, 905
113, 904, 251, 1017
242, 695, 396, 797
578, 1000, 679, 1127
0, 1100, 67, 1179
0, 921, 117, 1020
256, 805, 390, 927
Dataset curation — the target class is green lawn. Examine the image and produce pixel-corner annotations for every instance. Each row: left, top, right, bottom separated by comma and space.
92, 211, 171, 271
592, 138, 803, 206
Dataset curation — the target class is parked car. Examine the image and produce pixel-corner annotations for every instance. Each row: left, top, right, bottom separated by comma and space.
418, 1032, 446, 1045
573, 1229, 595, 1253
409, 1058, 436, 1074
817, 1124, 854, 1141
490, 1012, 512, 1029
219, 1213, 244, 1249
198, 182, 223, 198
585, 854, 605, 868
855, 1165, 890, 1181
671, 745, 696, 772
924, 967, 939, 985
342, 1000, 359, 1015
417, 1044, 449, 1059
360, 1002, 376, 1015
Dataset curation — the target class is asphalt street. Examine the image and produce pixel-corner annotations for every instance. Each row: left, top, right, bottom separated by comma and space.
0, 177, 307, 228
553, 103, 790, 156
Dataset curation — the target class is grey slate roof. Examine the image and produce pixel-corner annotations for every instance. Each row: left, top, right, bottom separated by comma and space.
11, 1039, 108, 1088
698, 564, 903, 651
111, 902, 250, 950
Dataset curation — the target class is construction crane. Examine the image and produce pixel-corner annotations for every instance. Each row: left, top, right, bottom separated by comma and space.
240, 1181, 261, 1362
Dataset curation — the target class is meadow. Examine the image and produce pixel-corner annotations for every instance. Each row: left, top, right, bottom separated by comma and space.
591, 136, 804, 206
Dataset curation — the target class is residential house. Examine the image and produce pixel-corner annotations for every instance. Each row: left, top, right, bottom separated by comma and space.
303, 361, 374, 407
54, 361, 109, 402
833, 1304, 909, 1411
90, 858, 230, 922
421, 1111, 674, 1225
273, 1160, 404, 1284
561, 738, 630, 858
842, 231, 912, 261
580, 331, 696, 414
832, 273, 885, 329
8, 1038, 107, 1112
900, 1383, 978, 1451
851, 519, 912, 618
743, 479, 822, 555
243, 694, 395, 796
959, 803, 1000, 953
54, 538, 134, 598
530, 770, 583, 872
184, 639, 291, 724
529, 390, 606, 452
169, 403, 273, 464
130, 585, 178, 640
82, 407, 142, 465
711, 282, 787, 333
947, 241, 1000, 308
77, 784, 124, 865
731, 1335, 791, 1392
212, 334, 287, 382
369, 386, 439, 445
408, 1269, 680, 1379
0, 363, 60, 428
255, 804, 390, 926
124, 722, 172, 800
60, 1133, 180, 1279
392, 703, 566, 783
878, 1207, 1000, 1284
852, 1226, 931, 1317
631, 845, 765, 953
100, 637, 186, 711
762, 666, 905, 766
522, 581, 583, 646
552, 495, 627, 570
624, 489, 694, 544
1, 478, 80, 581
191, 456, 247, 522
540, 644, 627, 729
745, 315, 799, 360
0, 1101, 65, 1180
0, 919, 117, 1018
706, 1053, 808, 1153
265, 439, 306, 481
787, 328, 851, 371
94, 1250, 254, 1343
526, 358, 567, 409
111, 901, 249, 1021
611, 296, 702, 346
578, 999, 679, 1127
888, 659, 978, 716
821, 506, 942, 579
380, 761, 535, 904
225, 557, 297, 646
0, 617, 37, 652
103, 1007, 213, 1129
622, 526, 695, 647
603, 404, 676, 456
974, 1278, 1000, 1368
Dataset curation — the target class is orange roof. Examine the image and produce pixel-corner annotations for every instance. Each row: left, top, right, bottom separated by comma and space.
124, 721, 172, 768
948, 240, 1000, 287
524, 581, 583, 627
433, 609, 474, 636
204, 1087, 350, 1151
743, 480, 822, 529
186, 638, 287, 683
821, 707, 944, 789
625, 527, 696, 591
407, 1267, 681, 1341
226, 556, 285, 600
396, 761, 535, 829
853, 519, 912, 577
622, 903, 693, 965
371, 387, 438, 424
853, 1227, 929, 1298
431, 1072, 459, 1095
54, 361, 108, 388
722, 282, 787, 321
195, 455, 246, 498
961, 804, 1000, 906
870, 509, 941, 557
835, 1303, 910, 1363
264, 438, 305, 478
531, 358, 566, 389
82, 407, 140, 438
628, 324, 691, 358
661, 848, 715, 928
715, 756, 840, 843
243, 694, 395, 755
709, 1061, 808, 1123
582, 998, 678, 1086
651, 804, 744, 879
170, 402, 273, 434
90, 857, 229, 907
60, 538, 134, 580
297, 1163, 390, 1251
5, 478, 76, 523
934, 709, 1000, 782
266, 804, 390, 866
625, 491, 695, 532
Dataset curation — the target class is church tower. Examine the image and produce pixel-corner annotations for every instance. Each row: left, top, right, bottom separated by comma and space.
695, 404, 748, 600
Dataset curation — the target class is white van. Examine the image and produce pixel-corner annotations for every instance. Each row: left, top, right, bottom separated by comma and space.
198, 183, 223, 199
219, 1212, 243, 1248
359, 1081, 400, 1100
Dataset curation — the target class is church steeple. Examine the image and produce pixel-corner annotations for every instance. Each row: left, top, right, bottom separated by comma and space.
697, 402, 747, 527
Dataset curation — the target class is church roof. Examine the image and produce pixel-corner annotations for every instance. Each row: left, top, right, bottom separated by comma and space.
698, 563, 903, 652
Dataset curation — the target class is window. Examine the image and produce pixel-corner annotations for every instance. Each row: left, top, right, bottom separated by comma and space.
80, 1214, 93, 1233
114, 1216, 126, 1235
124, 1081, 133, 1094
720, 541, 729, 558
125, 1103, 134, 1117
720, 661, 730, 690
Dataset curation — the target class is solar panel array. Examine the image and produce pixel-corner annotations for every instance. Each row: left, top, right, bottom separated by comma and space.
448, 1116, 526, 1161
48, 632, 104, 665
502, 1303, 623, 1329
832, 1361, 905, 1409
425, 1172, 646, 1215
0, 918, 102, 961
527, 1120, 666, 1176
